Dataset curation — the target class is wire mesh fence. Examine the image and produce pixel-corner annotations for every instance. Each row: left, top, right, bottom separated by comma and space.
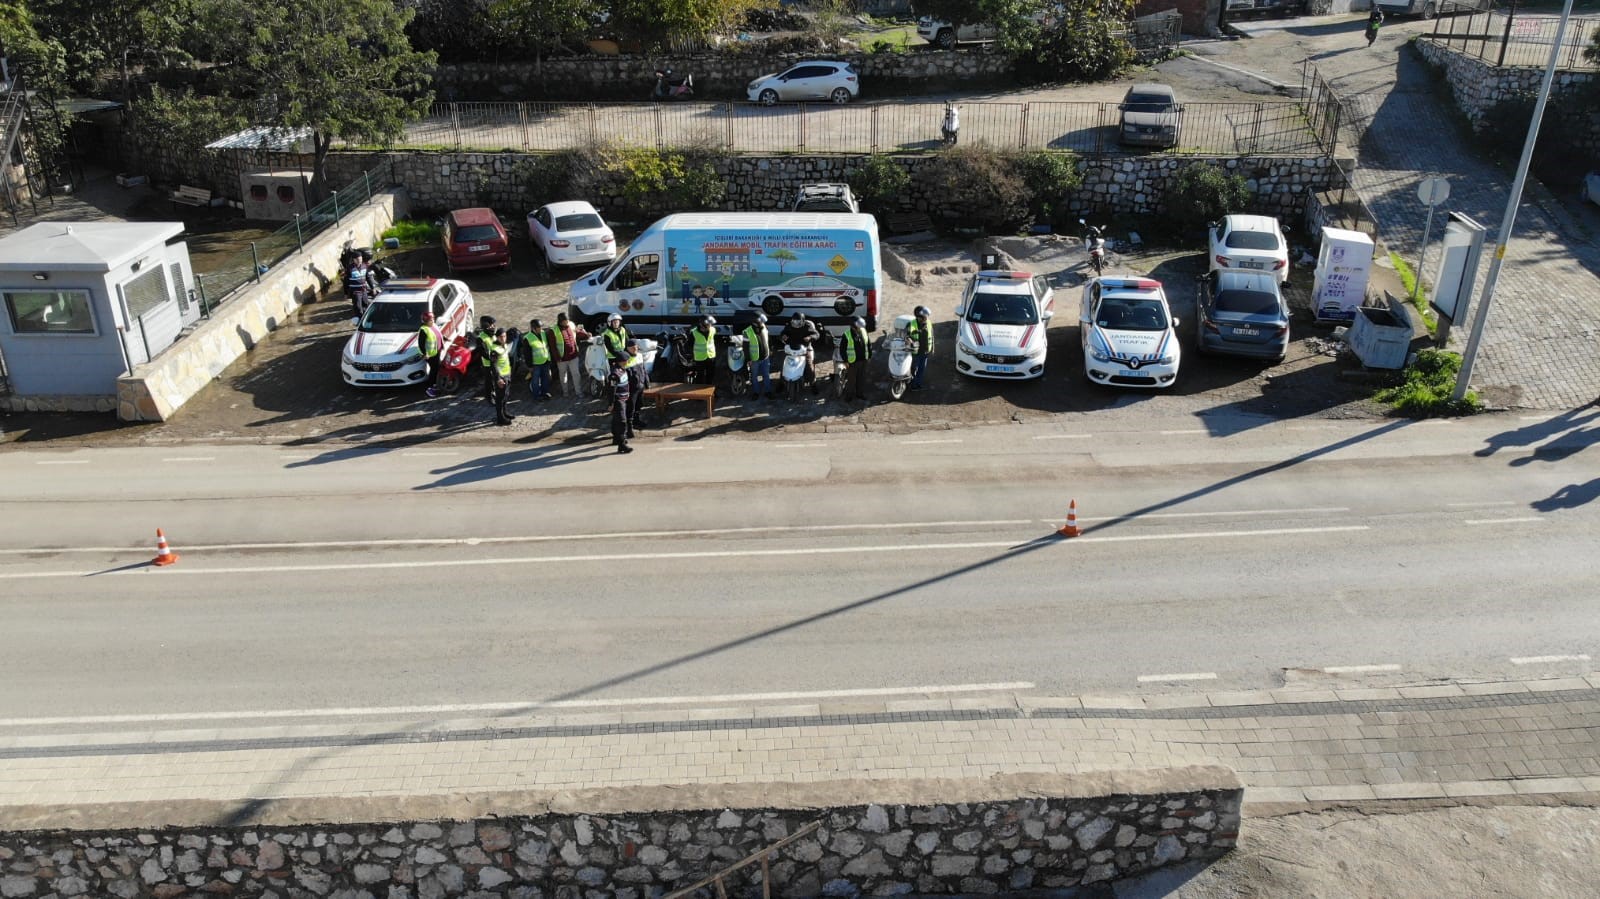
1429, 5, 1600, 69
380, 99, 1324, 157
192, 161, 399, 314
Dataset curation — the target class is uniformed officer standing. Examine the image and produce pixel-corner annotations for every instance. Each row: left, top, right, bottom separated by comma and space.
841, 316, 872, 402
491, 329, 515, 426
419, 311, 443, 397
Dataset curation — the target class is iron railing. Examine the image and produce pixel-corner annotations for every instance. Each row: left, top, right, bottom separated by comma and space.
382, 98, 1323, 157
192, 160, 399, 315
1429, 4, 1600, 70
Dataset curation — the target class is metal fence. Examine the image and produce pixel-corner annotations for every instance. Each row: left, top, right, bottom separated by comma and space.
1299, 58, 1364, 156
1429, 5, 1600, 70
386, 98, 1323, 157
192, 161, 400, 314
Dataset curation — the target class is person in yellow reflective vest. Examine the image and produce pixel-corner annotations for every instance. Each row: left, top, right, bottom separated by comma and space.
743, 312, 772, 401
602, 313, 629, 364
491, 329, 515, 426
908, 305, 933, 391
475, 315, 497, 401
419, 311, 443, 397
692, 315, 718, 386
523, 318, 553, 401
841, 316, 872, 403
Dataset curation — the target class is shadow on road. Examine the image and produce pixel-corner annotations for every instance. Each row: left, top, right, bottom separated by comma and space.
1532, 478, 1600, 511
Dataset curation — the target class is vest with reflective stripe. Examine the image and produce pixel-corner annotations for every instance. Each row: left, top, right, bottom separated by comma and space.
477, 329, 495, 366
908, 318, 933, 354
693, 328, 717, 361
742, 325, 767, 362
523, 331, 550, 364
419, 324, 441, 359
492, 344, 511, 377
842, 328, 870, 364
603, 326, 628, 360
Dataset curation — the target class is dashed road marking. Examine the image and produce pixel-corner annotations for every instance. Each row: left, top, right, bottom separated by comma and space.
1510, 654, 1590, 665
1464, 517, 1545, 525
773, 443, 826, 448
658, 446, 704, 452
1032, 434, 1092, 440
900, 439, 962, 445
1446, 501, 1515, 508
34, 460, 88, 465
1320, 664, 1402, 674
1137, 672, 1218, 683
1054, 506, 1349, 524
400, 451, 460, 457
1159, 429, 1209, 435
161, 457, 215, 463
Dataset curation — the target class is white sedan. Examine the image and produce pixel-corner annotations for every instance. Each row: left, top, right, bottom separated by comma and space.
341, 277, 475, 388
1208, 214, 1290, 285
1079, 276, 1181, 389
747, 61, 859, 105
527, 201, 615, 272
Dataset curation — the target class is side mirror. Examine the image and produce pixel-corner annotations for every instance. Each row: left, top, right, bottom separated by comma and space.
350, 316, 360, 327
1042, 309, 1055, 322
1171, 316, 1181, 328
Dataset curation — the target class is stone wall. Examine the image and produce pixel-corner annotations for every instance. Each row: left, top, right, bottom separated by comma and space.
1415, 37, 1598, 130
114, 190, 408, 422
326, 151, 1338, 226
434, 51, 1016, 102
0, 770, 1241, 898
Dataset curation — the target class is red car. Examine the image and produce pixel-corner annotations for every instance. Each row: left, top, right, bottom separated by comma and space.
442, 208, 511, 273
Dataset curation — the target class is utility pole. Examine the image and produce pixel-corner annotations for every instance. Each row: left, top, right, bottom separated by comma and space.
1454, 0, 1575, 402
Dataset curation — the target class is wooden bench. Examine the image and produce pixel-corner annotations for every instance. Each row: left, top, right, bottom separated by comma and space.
170, 185, 213, 207
642, 382, 715, 420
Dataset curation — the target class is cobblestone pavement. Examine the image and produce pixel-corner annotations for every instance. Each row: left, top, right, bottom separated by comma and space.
3, 678, 1598, 822
1224, 18, 1600, 410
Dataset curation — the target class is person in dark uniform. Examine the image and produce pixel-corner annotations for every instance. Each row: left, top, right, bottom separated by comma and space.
474, 315, 497, 400
625, 338, 650, 434
610, 357, 633, 454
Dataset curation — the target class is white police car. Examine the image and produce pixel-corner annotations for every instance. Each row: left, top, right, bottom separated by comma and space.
340, 277, 475, 388
1079, 276, 1180, 388
953, 270, 1055, 380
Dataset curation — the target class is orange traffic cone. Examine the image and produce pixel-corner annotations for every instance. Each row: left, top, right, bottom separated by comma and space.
151, 529, 180, 566
1057, 500, 1081, 538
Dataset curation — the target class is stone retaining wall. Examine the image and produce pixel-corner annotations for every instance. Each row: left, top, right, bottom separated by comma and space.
325, 151, 1338, 225
435, 51, 1015, 102
1415, 38, 1598, 129
114, 190, 408, 422
0, 770, 1241, 898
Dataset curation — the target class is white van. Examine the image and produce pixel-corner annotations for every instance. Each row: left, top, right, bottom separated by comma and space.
569, 212, 884, 335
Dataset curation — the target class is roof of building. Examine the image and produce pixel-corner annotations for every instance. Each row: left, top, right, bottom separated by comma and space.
204, 126, 314, 151
0, 221, 185, 273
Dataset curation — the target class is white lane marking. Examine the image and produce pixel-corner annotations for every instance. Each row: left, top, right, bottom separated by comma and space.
1032, 434, 1092, 440
400, 451, 460, 457
34, 460, 88, 465
161, 457, 216, 463
900, 439, 962, 445
1137, 672, 1217, 683
0, 682, 1038, 727
658, 446, 704, 452
0, 526, 1369, 580
773, 443, 826, 448
1320, 664, 1402, 674
1047, 506, 1349, 524
1159, 429, 1208, 435
1286, 424, 1342, 431
1464, 517, 1545, 525
1519, 415, 1554, 421
1510, 654, 1590, 665
1446, 501, 1515, 508
0, 519, 1040, 556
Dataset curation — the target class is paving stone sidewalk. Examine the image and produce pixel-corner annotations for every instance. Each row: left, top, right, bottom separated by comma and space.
1306, 29, 1600, 409
2, 678, 1597, 823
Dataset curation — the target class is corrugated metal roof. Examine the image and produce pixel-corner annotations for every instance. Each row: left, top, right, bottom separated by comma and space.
205, 126, 313, 151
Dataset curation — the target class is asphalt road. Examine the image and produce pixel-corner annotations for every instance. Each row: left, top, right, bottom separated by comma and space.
2, 411, 1596, 729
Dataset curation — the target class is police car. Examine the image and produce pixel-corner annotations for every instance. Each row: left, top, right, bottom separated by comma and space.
340, 278, 476, 387
1079, 277, 1181, 388
953, 270, 1055, 380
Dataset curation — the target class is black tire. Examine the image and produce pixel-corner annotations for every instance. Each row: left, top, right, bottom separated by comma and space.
936, 29, 956, 50
759, 89, 779, 106
761, 294, 785, 316
832, 296, 856, 316
834, 365, 848, 399
830, 87, 852, 105
1423, 0, 1438, 17
437, 371, 460, 394
732, 370, 749, 398
788, 378, 800, 402
890, 380, 907, 400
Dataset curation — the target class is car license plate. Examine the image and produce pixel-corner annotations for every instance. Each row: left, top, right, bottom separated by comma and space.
1240, 261, 1264, 269
985, 364, 1010, 372
1119, 369, 1145, 378
1234, 327, 1260, 336
363, 372, 388, 381
577, 242, 594, 250
469, 244, 489, 252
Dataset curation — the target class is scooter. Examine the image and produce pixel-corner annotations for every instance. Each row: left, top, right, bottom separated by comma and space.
1080, 219, 1106, 276
940, 103, 960, 147
435, 335, 473, 394
726, 334, 750, 397
886, 314, 914, 400
652, 69, 694, 101
781, 339, 810, 402
581, 336, 611, 398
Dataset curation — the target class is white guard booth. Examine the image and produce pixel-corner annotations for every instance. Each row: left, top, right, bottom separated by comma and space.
1311, 227, 1375, 324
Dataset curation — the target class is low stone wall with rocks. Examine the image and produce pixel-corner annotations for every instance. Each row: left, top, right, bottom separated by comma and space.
435, 51, 1015, 102
1415, 38, 1597, 129
326, 151, 1338, 226
0, 770, 1241, 897
114, 190, 408, 422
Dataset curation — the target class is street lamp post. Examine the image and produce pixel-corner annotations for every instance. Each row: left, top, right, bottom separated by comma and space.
1453, 0, 1576, 402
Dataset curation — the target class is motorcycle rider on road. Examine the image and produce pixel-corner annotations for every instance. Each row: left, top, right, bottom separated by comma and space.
781, 311, 821, 393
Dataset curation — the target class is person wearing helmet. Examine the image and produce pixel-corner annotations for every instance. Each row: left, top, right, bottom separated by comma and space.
781, 312, 821, 391
691, 315, 718, 386
475, 315, 498, 400
909, 305, 933, 391
602, 313, 628, 363
841, 316, 872, 403
419, 311, 443, 396
742, 312, 773, 401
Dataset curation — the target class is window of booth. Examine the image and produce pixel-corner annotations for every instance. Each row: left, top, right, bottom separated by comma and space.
249, 185, 269, 201
5, 289, 96, 334
277, 185, 295, 204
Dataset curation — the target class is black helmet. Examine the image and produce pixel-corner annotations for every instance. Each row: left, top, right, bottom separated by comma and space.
914, 305, 929, 318
853, 317, 866, 329
754, 313, 768, 324
791, 312, 806, 322
479, 315, 495, 329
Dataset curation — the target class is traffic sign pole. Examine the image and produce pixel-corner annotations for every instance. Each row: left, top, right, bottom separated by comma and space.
1413, 177, 1450, 305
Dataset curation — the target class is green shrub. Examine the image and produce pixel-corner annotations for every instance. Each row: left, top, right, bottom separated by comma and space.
922, 145, 1031, 232
514, 152, 588, 209
599, 147, 725, 216
1163, 162, 1251, 240
1015, 0, 1135, 84
1016, 151, 1082, 228
1374, 349, 1481, 417
846, 154, 911, 214
380, 219, 440, 246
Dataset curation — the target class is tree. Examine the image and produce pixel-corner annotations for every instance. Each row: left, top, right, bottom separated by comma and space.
911, 0, 1044, 56
608, 0, 765, 50
0, 1, 70, 186
31, 0, 196, 101
1015, 0, 1134, 84
490, 0, 599, 71
198, 0, 436, 190
769, 248, 798, 274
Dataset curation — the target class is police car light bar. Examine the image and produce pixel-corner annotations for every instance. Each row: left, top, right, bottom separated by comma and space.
977, 270, 1032, 280
383, 277, 437, 291
1104, 277, 1161, 290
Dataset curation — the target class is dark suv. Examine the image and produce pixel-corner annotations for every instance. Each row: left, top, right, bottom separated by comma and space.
792, 183, 860, 214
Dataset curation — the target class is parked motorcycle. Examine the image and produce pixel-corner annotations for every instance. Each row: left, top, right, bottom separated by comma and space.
726, 334, 750, 397
581, 336, 611, 398
1080, 219, 1106, 276
940, 102, 960, 147
435, 335, 473, 394
657, 326, 696, 382
652, 69, 695, 101
781, 338, 810, 402
886, 314, 914, 400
